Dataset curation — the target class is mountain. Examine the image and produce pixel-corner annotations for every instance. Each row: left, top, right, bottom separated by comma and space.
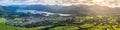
0, 6, 9, 17
3, 5, 20, 12
2, 4, 120, 16
18, 5, 54, 12
16, 5, 90, 16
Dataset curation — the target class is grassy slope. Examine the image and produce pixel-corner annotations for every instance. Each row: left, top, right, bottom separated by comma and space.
0, 24, 44, 30
0, 23, 80, 30
0, 24, 21, 30
49, 26, 79, 30
0, 18, 7, 23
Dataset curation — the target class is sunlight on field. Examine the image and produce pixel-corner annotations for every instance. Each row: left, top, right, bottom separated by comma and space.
0, 18, 7, 23
49, 26, 79, 30
74, 15, 120, 30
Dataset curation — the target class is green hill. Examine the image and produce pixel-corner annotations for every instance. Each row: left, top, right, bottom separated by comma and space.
0, 24, 21, 30
0, 24, 45, 30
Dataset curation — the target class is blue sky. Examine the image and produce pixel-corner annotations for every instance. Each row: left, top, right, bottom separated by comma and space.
0, 0, 65, 6
0, 0, 86, 6
0, 0, 44, 5
0, 0, 120, 8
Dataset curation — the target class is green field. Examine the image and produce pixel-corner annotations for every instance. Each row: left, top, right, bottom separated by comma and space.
2, 16, 120, 30
49, 26, 79, 30
0, 18, 7, 23
0, 24, 45, 30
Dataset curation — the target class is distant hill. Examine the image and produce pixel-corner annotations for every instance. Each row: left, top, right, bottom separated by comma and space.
1, 4, 120, 16
16, 5, 89, 15
0, 6, 9, 17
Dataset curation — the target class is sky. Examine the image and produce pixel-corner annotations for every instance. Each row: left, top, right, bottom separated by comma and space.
0, 0, 120, 8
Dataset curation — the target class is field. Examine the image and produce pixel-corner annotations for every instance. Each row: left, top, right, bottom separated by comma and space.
0, 23, 47, 30
1, 15, 120, 30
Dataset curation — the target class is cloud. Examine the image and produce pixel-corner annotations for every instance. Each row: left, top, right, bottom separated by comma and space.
0, 0, 120, 8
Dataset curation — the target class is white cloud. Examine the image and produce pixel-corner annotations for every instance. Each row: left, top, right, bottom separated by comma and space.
0, 0, 120, 8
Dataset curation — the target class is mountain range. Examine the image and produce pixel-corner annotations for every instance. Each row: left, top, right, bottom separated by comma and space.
0, 4, 120, 16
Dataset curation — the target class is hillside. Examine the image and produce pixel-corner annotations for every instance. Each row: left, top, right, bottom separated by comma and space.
0, 23, 47, 30
0, 24, 21, 30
